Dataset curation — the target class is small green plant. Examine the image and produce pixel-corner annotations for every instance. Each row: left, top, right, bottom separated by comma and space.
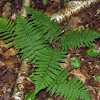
70, 57, 81, 69
43, 0, 47, 5
87, 49, 99, 57
94, 75, 100, 82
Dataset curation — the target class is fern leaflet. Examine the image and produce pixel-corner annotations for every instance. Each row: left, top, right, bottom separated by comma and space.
25, 6, 62, 43
59, 28, 100, 50
0, 18, 15, 47
15, 15, 49, 63
28, 48, 67, 91
47, 73, 90, 100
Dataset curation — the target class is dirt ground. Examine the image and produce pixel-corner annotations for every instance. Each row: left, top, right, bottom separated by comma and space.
0, 0, 100, 100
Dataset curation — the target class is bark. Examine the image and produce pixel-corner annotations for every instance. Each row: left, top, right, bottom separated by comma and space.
51, 0, 100, 23
20, 0, 31, 17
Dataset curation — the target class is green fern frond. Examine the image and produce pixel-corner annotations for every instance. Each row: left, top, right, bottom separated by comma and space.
47, 73, 90, 100
32, 48, 67, 87
15, 15, 49, 62
0, 18, 15, 46
25, 6, 62, 43
28, 48, 67, 97
24, 6, 35, 15
59, 28, 100, 50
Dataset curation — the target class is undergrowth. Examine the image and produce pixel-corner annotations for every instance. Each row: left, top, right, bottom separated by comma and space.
0, 6, 100, 100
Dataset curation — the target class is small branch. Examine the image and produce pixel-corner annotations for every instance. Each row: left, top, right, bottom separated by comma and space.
51, 0, 100, 23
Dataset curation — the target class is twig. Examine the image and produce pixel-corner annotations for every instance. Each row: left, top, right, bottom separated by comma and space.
0, 55, 20, 76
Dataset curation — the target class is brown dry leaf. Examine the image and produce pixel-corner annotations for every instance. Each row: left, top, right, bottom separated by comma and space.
96, 8, 100, 15
2, 2, 11, 18
0, 61, 5, 67
0, 40, 16, 57
68, 16, 85, 30
1, 84, 9, 94
0, 40, 9, 48
87, 85, 97, 100
11, 13, 16, 20
54, 0, 61, 3
4, 48, 16, 57
18, 84, 24, 91
61, 54, 71, 69
70, 69, 87, 83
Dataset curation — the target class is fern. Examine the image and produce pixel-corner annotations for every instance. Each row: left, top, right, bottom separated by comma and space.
28, 48, 67, 93
28, 47, 90, 100
47, 73, 90, 100
0, 18, 15, 47
29, 64, 91, 100
1, 6, 98, 100
25, 6, 62, 43
59, 28, 100, 50
15, 14, 49, 63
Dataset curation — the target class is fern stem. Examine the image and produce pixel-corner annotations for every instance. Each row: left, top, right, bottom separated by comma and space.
51, 0, 100, 23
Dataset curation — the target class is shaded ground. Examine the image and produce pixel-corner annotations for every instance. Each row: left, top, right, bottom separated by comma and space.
0, 0, 100, 100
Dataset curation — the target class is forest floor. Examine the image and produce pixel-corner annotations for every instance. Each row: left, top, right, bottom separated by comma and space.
0, 0, 100, 100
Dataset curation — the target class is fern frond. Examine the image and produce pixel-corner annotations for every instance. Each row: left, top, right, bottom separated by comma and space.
25, 6, 62, 43
47, 72, 90, 100
24, 6, 35, 15
28, 48, 67, 95
15, 15, 49, 62
0, 18, 15, 45
59, 28, 100, 50
33, 48, 66, 86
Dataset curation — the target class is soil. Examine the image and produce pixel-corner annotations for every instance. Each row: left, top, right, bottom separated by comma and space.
0, 0, 100, 100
